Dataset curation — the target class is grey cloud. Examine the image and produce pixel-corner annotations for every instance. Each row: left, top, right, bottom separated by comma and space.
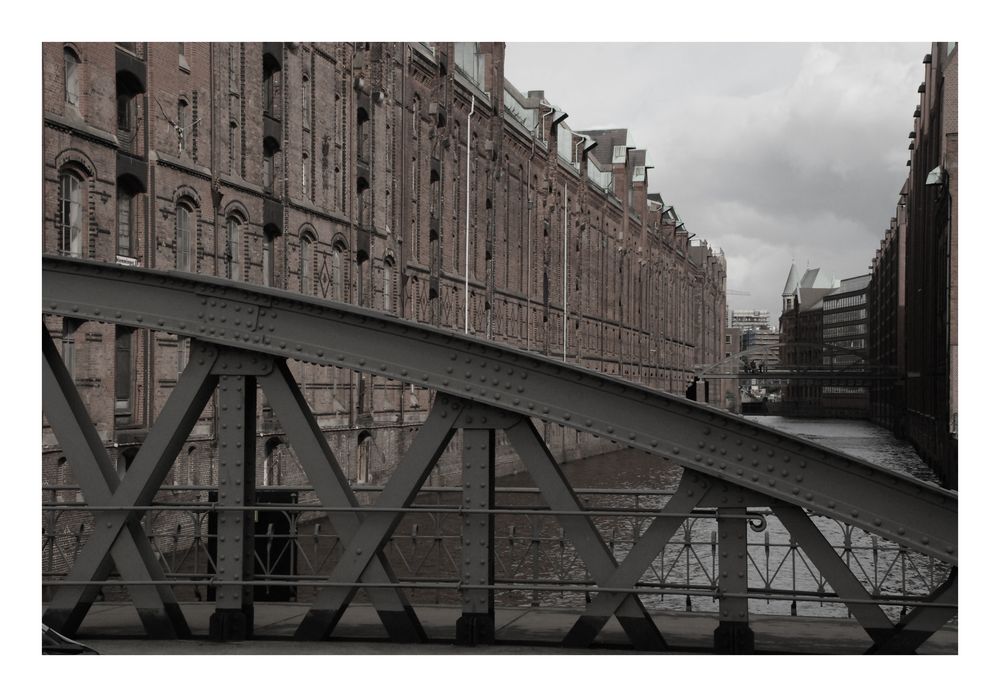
505, 42, 928, 322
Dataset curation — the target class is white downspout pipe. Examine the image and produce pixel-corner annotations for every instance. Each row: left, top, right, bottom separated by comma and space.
465, 95, 475, 334
563, 182, 568, 363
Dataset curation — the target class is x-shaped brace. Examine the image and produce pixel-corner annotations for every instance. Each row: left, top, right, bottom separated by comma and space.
42, 328, 219, 637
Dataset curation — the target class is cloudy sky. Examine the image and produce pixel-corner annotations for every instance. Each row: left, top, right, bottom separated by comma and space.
504, 43, 929, 325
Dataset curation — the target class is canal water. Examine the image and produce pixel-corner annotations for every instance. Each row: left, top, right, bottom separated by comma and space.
489, 416, 948, 620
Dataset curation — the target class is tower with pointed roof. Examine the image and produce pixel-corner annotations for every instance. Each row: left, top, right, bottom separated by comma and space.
781, 262, 799, 312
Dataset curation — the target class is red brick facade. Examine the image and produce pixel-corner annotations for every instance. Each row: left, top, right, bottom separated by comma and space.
42, 42, 727, 492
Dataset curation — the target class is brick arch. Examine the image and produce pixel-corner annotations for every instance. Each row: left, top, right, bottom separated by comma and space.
55, 149, 96, 179
172, 185, 202, 209
222, 199, 250, 223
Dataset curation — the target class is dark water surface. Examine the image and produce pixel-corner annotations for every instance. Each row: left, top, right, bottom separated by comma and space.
486, 416, 948, 619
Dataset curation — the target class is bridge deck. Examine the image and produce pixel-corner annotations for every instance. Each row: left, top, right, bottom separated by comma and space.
57, 602, 957, 655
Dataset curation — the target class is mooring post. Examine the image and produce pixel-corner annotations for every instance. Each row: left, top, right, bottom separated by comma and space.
209, 371, 258, 641
714, 507, 754, 653
455, 428, 496, 645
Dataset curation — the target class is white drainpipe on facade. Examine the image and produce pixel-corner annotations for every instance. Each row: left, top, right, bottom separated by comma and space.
465, 95, 475, 334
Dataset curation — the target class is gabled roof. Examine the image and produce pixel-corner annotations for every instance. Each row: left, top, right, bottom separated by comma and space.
579, 129, 629, 166
782, 262, 800, 296
799, 267, 838, 290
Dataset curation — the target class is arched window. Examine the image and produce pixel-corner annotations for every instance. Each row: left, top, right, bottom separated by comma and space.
383, 256, 395, 313
302, 73, 311, 131
224, 215, 242, 280
58, 170, 83, 257
302, 151, 310, 198
331, 241, 346, 302
177, 98, 189, 154
115, 173, 143, 260
229, 120, 239, 173
300, 232, 314, 294
263, 54, 281, 117
64, 47, 80, 108
175, 201, 193, 271
114, 325, 134, 419
263, 226, 278, 287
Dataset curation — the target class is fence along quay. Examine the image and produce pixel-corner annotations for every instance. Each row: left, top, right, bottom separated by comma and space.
42, 256, 957, 653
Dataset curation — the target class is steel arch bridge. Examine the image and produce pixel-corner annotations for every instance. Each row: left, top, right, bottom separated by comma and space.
41, 256, 957, 653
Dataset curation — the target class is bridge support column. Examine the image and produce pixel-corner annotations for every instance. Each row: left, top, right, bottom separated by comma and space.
714, 507, 754, 654
209, 373, 257, 641
455, 428, 496, 646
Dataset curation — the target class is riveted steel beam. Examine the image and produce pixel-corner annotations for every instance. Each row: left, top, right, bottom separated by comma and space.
41, 256, 958, 565
294, 396, 458, 640
562, 468, 711, 648
258, 360, 426, 642
42, 327, 191, 638
505, 417, 667, 651
43, 336, 217, 636
208, 370, 257, 641
714, 507, 754, 653
455, 429, 496, 646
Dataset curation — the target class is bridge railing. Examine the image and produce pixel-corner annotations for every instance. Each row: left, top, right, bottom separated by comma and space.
42, 483, 950, 623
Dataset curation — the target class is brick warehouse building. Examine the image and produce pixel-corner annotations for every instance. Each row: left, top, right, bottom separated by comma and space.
869, 42, 958, 488
42, 42, 727, 498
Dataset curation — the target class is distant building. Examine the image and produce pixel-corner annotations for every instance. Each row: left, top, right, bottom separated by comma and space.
729, 309, 771, 332
820, 275, 871, 415
778, 265, 840, 414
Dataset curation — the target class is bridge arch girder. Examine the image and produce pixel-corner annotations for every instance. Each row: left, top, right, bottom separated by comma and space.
41, 256, 957, 566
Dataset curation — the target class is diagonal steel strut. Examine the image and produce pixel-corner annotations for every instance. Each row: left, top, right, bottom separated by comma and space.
43, 337, 218, 636
42, 326, 192, 638
505, 417, 667, 651
293, 395, 459, 640
561, 468, 714, 648
259, 360, 427, 642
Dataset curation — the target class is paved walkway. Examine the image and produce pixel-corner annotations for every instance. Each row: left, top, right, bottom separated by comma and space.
54, 602, 957, 655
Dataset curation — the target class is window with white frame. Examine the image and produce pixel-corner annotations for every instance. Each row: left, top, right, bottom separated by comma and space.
225, 215, 241, 280
175, 201, 192, 271
59, 170, 84, 257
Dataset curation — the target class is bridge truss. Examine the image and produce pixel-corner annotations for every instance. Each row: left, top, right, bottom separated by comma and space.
41, 257, 957, 653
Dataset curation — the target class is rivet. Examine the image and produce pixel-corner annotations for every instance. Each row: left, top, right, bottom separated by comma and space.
897, 528, 906, 536
736, 469, 743, 476
851, 510, 859, 518
768, 479, 775, 487
874, 519, 882, 527
804, 493, 813, 501
921, 537, 930, 545
673, 448, 680, 455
